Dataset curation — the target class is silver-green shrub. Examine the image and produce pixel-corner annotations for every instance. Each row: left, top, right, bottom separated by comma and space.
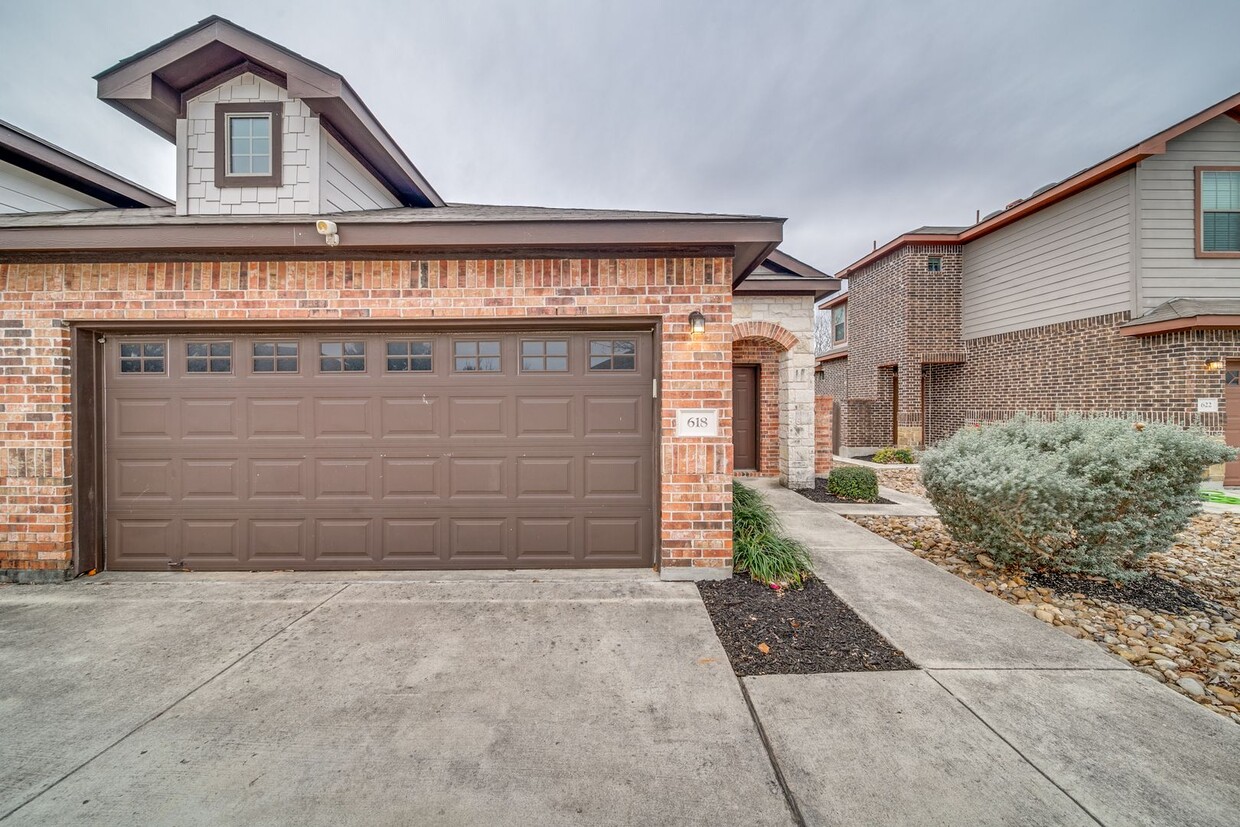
921, 415, 1236, 581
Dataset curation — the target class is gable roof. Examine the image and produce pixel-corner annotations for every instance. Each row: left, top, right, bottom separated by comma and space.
94, 15, 442, 208
738, 248, 840, 300
837, 89, 1240, 278
1120, 297, 1240, 336
0, 119, 171, 209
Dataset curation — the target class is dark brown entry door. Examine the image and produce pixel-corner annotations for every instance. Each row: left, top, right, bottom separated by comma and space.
1226, 361, 1240, 486
103, 330, 655, 570
733, 365, 759, 470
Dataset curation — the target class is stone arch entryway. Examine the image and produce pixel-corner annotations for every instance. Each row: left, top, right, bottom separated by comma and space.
731, 320, 814, 488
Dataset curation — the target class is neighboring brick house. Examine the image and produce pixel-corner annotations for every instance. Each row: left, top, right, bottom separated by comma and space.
0, 17, 837, 582
819, 91, 1240, 485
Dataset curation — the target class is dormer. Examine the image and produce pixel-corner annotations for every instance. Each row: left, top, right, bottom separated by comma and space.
94, 16, 442, 217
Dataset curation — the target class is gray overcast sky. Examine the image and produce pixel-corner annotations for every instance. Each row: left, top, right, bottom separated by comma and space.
3, 1, 1240, 272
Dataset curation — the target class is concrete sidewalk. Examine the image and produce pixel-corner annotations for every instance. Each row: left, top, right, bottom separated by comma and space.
0, 573, 792, 826
743, 478, 1240, 826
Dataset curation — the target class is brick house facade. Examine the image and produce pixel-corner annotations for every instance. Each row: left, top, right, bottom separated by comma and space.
0, 18, 838, 582
821, 91, 1240, 483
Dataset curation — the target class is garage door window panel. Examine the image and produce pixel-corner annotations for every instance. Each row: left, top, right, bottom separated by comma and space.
589, 339, 636, 371
320, 341, 366, 372
521, 339, 568, 372
386, 340, 433, 372
119, 342, 166, 374
253, 341, 299, 373
454, 340, 501, 372
186, 341, 233, 374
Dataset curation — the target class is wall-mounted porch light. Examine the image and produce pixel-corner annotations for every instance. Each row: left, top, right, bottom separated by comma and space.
1204, 357, 1225, 372
688, 310, 707, 336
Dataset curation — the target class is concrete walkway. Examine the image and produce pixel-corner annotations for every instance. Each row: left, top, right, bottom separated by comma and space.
0, 573, 792, 826
745, 478, 1240, 826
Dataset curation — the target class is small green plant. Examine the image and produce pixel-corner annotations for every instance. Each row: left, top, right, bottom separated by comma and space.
873, 446, 916, 464
827, 467, 879, 502
922, 415, 1237, 581
732, 481, 813, 587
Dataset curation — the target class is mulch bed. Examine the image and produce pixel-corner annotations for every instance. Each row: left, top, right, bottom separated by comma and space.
1025, 570, 1222, 616
697, 575, 915, 676
794, 477, 894, 505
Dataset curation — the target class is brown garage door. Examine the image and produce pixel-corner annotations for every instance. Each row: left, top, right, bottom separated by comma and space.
104, 330, 655, 570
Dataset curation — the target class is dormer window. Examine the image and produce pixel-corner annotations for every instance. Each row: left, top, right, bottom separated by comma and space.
215, 103, 282, 187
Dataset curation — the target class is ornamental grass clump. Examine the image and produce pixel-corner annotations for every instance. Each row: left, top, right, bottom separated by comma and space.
732, 481, 813, 587
827, 466, 879, 502
921, 415, 1236, 582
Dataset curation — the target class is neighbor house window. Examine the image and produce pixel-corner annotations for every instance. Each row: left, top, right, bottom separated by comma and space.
832, 305, 846, 344
1198, 167, 1240, 255
215, 103, 282, 188
927, 256, 942, 272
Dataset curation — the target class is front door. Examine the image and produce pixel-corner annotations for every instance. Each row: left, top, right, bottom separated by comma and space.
733, 365, 759, 471
1226, 361, 1240, 486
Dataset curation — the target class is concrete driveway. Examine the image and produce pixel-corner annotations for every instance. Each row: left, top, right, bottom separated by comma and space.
0, 572, 792, 826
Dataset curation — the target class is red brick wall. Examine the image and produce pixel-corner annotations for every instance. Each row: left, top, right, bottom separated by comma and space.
947, 312, 1240, 436
815, 395, 833, 475
732, 339, 780, 476
0, 256, 734, 577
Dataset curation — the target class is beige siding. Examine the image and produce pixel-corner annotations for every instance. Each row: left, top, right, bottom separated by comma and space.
181, 73, 319, 216
1138, 115, 1240, 311
0, 159, 108, 213
320, 133, 400, 212
962, 171, 1133, 339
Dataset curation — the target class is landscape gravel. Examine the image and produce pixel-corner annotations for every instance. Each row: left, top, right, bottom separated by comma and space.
848, 511, 1240, 724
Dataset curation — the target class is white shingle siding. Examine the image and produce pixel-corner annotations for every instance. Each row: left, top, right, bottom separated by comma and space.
1137, 115, 1240, 311
320, 133, 400, 212
178, 73, 318, 216
961, 170, 1133, 339
0, 159, 109, 213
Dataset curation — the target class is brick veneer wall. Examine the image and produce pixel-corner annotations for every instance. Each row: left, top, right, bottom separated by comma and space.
732, 339, 780, 475
0, 256, 734, 580
838, 244, 962, 452
814, 395, 833, 474
949, 312, 1240, 437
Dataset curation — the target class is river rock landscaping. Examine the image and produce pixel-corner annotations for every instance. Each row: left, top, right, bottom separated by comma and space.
873, 466, 926, 498
698, 575, 914, 677
849, 512, 1240, 724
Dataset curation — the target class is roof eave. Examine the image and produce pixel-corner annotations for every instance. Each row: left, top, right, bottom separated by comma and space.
1119, 314, 1240, 337
735, 277, 841, 302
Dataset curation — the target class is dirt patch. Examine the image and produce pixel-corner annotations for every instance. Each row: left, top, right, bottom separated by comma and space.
697, 575, 915, 677
794, 477, 894, 505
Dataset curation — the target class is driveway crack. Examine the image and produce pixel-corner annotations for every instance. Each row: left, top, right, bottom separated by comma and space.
0, 584, 349, 822
737, 677, 808, 827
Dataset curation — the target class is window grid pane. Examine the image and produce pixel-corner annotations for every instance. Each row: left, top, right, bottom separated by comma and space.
253, 341, 299, 373
119, 341, 167, 374
186, 341, 233, 373
385, 340, 434, 372
227, 114, 274, 177
520, 339, 569, 372
454, 341, 501, 372
588, 339, 637, 371
320, 341, 365, 372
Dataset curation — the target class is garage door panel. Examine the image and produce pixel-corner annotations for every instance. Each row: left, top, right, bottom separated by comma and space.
314, 397, 373, 439
182, 459, 241, 501
313, 518, 375, 563
105, 330, 655, 570
247, 398, 307, 439
515, 456, 574, 498
314, 458, 374, 500
381, 457, 440, 498
379, 397, 439, 438
180, 398, 239, 440
449, 518, 510, 560
181, 519, 241, 565
516, 396, 574, 436
448, 397, 507, 436
112, 398, 174, 442
380, 518, 442, 561
113, 459, 174, 503
248, 519, 307, 564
